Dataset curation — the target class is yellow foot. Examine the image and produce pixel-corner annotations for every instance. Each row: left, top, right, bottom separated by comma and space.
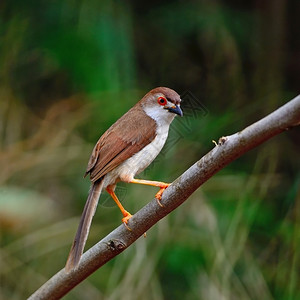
155, 184, 170, 207
122, 211, 133, 231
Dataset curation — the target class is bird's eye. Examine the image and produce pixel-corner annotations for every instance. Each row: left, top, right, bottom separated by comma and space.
157, 97, 167, 106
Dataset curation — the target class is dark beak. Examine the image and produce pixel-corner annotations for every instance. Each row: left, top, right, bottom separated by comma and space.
166, 104, 183, 117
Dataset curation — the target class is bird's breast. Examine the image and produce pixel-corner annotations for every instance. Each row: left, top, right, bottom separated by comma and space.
103, 124, 170, 187
128, 124, 169, 174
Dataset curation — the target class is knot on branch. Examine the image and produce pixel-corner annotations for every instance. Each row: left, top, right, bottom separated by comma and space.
107, 239, 126, 251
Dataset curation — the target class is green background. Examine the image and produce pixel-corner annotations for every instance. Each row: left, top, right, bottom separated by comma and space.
0, 1, 299, 299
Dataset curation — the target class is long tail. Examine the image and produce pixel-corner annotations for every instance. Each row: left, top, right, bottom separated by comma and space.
65, 180, 104, 272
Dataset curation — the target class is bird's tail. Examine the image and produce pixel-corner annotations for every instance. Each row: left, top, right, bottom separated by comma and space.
65, 180, 104, 272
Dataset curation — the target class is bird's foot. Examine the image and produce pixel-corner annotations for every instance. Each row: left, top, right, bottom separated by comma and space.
155, 184, 170, 207
122, 211, 133, 231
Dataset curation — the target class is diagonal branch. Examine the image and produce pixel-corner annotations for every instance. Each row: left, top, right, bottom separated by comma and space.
29, 95, 300, 300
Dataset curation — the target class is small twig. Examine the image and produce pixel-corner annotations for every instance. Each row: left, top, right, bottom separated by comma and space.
28, 95, 300, 300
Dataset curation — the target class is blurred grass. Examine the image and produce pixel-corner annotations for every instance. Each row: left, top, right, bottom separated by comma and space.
0, 0, 299, 299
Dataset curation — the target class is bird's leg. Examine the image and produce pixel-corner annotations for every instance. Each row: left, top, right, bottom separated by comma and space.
106, 187, 132, 230
129, 179, 170, 207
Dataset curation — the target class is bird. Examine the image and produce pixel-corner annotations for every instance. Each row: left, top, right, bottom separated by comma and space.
65, 87, 183, 271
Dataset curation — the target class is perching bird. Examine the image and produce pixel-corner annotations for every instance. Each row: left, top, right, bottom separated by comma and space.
65, 87, 183, 271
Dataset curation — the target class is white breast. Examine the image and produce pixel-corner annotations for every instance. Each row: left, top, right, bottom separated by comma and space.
103, 105, 175, 188
103, 124, 169, 188
122, 124, 169, 175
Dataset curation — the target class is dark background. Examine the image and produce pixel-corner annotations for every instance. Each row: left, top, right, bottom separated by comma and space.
0, 1, 299, 299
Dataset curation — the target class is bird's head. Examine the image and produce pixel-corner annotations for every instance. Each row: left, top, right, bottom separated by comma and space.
141, 87, 183, 124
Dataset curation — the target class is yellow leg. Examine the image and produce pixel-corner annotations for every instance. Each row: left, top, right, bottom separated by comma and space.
129, 178, 170, 207
106, 187, 132, 229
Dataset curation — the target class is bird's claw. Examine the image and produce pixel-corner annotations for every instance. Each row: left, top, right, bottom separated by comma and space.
122, 212, 133, 231
156, 196, 164, 207
155, 184, 170, 207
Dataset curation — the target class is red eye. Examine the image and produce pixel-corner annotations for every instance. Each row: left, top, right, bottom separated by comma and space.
157, 96, 167, 106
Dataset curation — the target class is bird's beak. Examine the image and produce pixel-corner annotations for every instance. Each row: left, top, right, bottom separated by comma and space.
165, 104, 183, 117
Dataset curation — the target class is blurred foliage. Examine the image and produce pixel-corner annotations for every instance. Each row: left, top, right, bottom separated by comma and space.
0, 0, 299, 299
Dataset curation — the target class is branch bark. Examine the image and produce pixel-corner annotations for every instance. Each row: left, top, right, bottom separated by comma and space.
29, 95, 300, 300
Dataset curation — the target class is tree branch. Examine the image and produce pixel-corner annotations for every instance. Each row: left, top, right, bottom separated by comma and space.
29, 95, 300, 300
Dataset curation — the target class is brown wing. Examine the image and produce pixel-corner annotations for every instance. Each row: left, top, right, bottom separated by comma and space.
85, 104, 157, 183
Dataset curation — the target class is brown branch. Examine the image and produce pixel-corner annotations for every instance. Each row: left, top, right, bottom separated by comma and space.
28, 95, 300, 300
